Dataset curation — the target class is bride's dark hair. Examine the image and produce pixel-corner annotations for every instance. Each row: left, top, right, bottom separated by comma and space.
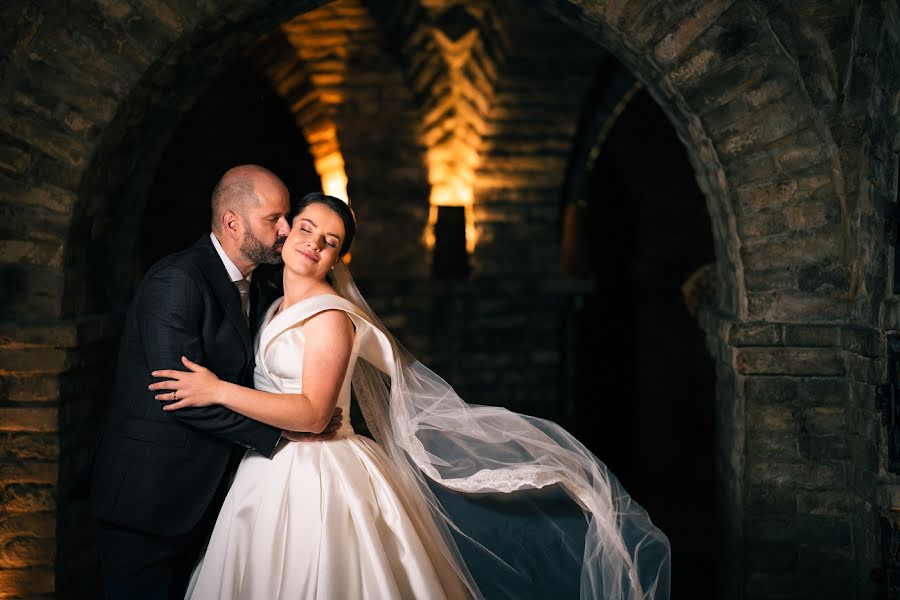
291, 192, 357, 258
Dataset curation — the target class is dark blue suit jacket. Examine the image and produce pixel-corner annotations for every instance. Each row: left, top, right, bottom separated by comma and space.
90, 235, 283, 536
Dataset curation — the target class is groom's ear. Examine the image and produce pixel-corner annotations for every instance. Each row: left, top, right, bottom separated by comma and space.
222, 210, 242, 240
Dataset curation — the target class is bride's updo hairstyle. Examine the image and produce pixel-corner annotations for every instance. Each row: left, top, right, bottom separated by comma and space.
290, 192, 357, 258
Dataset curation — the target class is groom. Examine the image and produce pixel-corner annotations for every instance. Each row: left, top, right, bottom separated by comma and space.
89, 165, 341, 600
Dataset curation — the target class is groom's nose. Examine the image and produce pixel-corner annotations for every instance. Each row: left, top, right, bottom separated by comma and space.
276, 217, 290, 237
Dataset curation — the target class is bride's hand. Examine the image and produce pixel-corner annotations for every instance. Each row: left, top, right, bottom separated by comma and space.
149, 356, 224, 410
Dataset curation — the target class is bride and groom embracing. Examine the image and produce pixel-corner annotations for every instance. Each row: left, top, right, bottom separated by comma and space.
89, 164, 671, 600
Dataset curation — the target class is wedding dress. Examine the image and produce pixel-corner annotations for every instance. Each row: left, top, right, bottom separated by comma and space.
185, 294, 470, 599
187, 264, 671, 599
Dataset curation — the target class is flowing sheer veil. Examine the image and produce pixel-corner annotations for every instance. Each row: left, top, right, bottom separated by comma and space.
332, 262, 671, 599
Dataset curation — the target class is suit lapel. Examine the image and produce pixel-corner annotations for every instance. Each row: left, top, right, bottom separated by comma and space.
194, 236, 252, 354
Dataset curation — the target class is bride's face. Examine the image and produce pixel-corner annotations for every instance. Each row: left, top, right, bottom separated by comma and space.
283, 202, 345, 280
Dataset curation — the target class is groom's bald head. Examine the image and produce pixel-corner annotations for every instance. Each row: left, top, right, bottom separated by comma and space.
210, 164, 286, 231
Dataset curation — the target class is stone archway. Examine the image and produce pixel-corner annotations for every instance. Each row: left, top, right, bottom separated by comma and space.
2, 2, 898, 599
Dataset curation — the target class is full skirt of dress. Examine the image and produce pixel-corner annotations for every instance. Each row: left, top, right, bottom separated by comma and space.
185, 435, 469, 600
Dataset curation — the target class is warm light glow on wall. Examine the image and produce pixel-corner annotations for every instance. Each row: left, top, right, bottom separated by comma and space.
424, 205, 438, 250
429, 181, 473, 207
425, 144, 478, 253
319, 164, 350, 204
418, 18, 497, 260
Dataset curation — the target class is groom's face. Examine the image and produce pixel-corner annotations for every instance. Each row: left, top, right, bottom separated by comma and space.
240, 178, 291, 266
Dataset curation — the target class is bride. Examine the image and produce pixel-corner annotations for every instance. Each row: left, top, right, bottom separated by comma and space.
149, 192, 671, 599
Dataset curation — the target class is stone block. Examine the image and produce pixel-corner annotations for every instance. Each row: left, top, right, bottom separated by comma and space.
744, 376, 798, 404
801, 435, 851, 461
794, 378, 849, 408
747, 404, 795, 433
797, 263, 850, 294
0, 461, 56, 485
746, 291, 849, 322
737, 208, 790, 239
746, 433, 800, 466
0, 484, 55, 512
747, 460, 844, 490
653, 0, 733, 66
717, 107, 809, 160
0, 172, 76, 214
0, 409, 58, 433
667, 47, 718, 88
745, 569, 849, 600
746, 484, 797, 516
782, 325, 840, 347
745, 516, 851, 546
730, 323, 785, 347
744, 541, 797, 571
20, 60, 119, 126
782, 191, 841, 232
724, 151, 778, 184
741, 228, 841, 271
0, 201, 69, 244
0, 374, 59, 403
772, 128, 829, 174
0, 535, 55, 568
735, 347, 844, 376
0, 263, 65, 319
796, 491, 852, 517
0, 144, 31, 176
701, 93, 752, 136
736, 172, 830, 213
0, 239, 63, 268
0, 433, 58, 461
0, 566, 54, 596
742, 266, 796, 291
744, 77, 792, 111
0, 346, 68, 372
0, 513, 53, 543
0, 110, 88, 170
802, 406, 848, 436
92, 0, 134, 22
845, 354, 881, 384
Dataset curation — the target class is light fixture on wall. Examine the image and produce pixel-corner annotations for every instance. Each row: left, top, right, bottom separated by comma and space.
425, 173, 475, 280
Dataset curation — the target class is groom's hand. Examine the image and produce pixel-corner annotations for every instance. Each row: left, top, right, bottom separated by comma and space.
281, 407, 343, 442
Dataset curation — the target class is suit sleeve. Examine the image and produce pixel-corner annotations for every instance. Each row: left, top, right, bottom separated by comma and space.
137, 265, 281, 457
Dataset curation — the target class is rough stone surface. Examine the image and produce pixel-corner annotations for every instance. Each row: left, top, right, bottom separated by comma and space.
0, 1, 898, 599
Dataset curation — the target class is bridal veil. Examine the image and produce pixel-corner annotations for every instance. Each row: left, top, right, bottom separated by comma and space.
332, 262, 671, 600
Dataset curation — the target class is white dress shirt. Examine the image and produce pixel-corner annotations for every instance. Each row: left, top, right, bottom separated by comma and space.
210, 232, 251, 285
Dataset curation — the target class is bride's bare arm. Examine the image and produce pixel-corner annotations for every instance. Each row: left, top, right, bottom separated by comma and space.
150, 309, 354, 434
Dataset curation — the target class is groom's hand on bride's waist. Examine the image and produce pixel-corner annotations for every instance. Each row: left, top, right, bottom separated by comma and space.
282, 407, 343, 442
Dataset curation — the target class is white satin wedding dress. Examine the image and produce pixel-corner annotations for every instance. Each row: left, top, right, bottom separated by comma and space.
185, 294, 470, 600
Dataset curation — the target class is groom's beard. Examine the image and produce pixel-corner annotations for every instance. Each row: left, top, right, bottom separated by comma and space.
241, 228, 287, 265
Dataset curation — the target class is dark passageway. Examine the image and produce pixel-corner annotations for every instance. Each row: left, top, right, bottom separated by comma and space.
570, 88, 718, 600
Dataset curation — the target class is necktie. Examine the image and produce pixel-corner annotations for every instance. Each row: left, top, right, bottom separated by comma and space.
235, 278, 250, 324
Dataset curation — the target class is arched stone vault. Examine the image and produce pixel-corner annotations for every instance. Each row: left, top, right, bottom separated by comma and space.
0, 0, 850, 320
546, 0, 854, 323
1, 1, 898, 599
